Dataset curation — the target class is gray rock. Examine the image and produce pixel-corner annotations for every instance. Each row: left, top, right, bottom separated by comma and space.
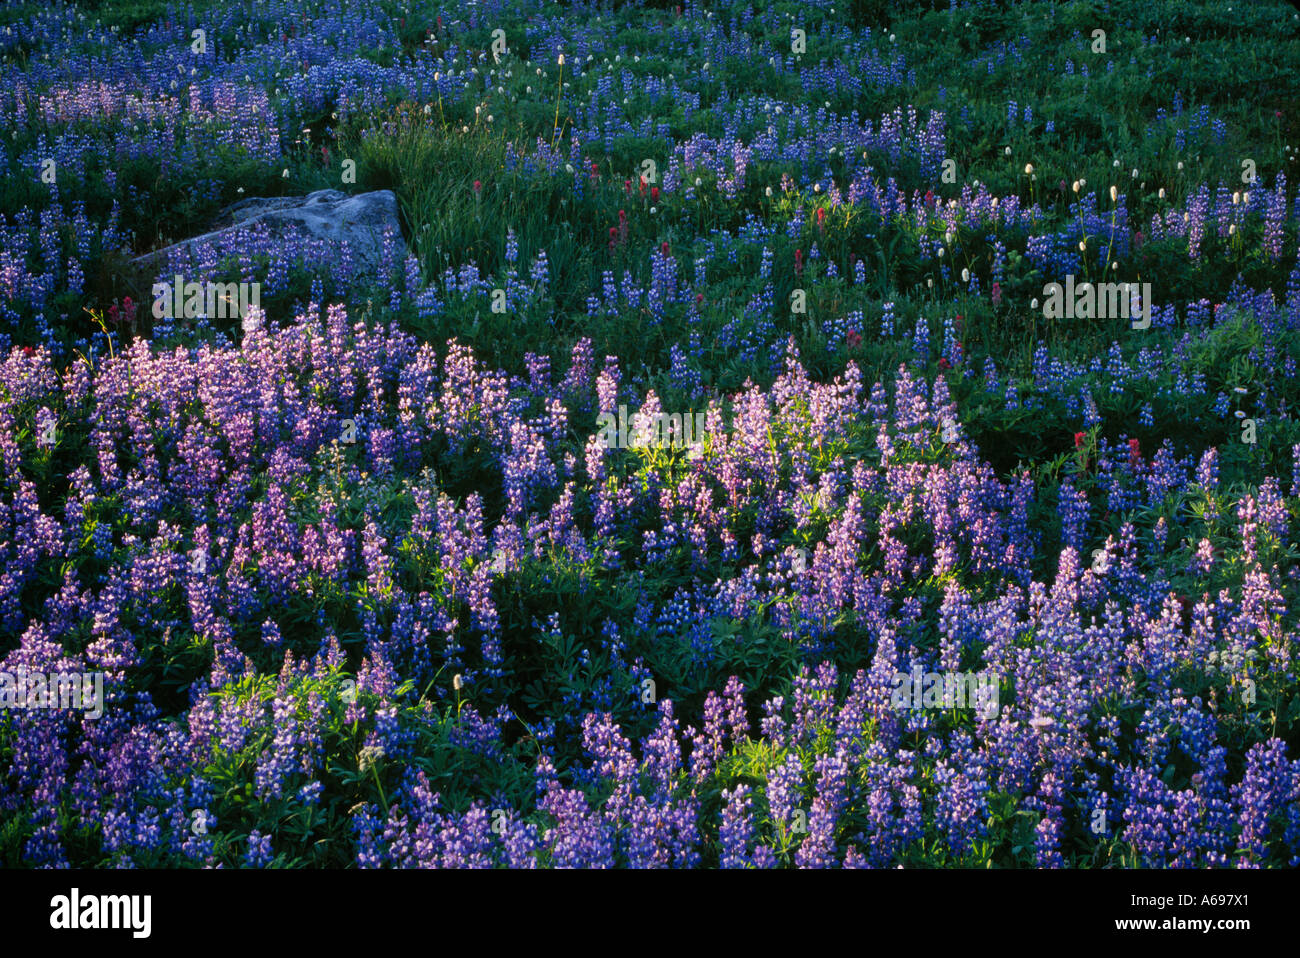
128, 189, 405, 290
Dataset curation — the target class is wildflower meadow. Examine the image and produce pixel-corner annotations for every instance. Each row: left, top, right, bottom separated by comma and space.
2, 0, 1300, 897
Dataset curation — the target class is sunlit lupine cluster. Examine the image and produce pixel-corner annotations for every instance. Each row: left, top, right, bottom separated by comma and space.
1, 310, 1299, 866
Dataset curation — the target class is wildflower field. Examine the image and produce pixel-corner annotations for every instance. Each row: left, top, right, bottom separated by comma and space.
2, 0, 1300, 871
